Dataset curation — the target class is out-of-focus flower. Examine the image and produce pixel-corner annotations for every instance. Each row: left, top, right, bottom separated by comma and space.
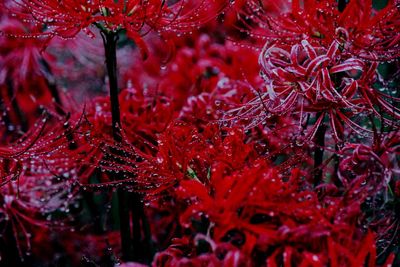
0, 17, 64, 131
395, 181, 400, 198
0, 112, 94, 258
120, 33, 261, 113
337, 130, 400, 258
153, 236, 247, 267
338, 130, 400, 190
119, 262, 148, 267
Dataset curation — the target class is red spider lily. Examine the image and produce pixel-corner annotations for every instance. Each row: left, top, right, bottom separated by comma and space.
237, 38, 400, 142
0, 170, 73, 258
235, 0, 400, 61
93, 88, 174, 136
120, 33, 261, 113
0, 17, 65, 131
260, 40, 365, 109
82, 121, 260, 194
3, 0, 227, 58
152, 158, 384, 266
72, 91, 173, 191
91, 116, 390, 265
0, 109, 95, 178
0, 108, 107, 260
135, 124, 257, 193
338, 139, 399, 191
0, 112, 93, 196
337, 130, 400, 255
153, 236, 248, 266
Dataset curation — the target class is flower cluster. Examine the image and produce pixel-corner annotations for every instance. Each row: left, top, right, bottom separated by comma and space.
0, 0, 399, 266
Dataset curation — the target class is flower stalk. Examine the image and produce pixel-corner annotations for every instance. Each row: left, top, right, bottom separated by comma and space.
5, 79, 27, 132
101, 30, 150, 262
313, 113, 326, 186
40, 59, 65, 116
102, 31, 122, 142
312, 0, 348, 186
338, 0, 347, 12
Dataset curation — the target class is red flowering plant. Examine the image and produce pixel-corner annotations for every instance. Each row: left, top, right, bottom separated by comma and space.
230, 3, 400, 138
235, 0, 400, 60
337, 129, 400, 260
147, 135, 387, 266
0, 108, 98, 264
0, 0, 399, 266
0, 17, 65, 135
118, 31, 262, 115
258, 39, 377, 142
1, 0, 230, 263
2, 0, 227, 56
226, 0, 399, 189
224, 1, 399, 265
103, 112, 392, 265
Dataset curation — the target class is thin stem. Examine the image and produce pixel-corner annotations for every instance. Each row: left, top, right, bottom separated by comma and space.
118, 190, 132, 260
6, 79, 28, 132
102, 31, 122, 142
40, 59, 65, 115
41, 58, 80, 150
338, 0, 347, 12
314, 113, 326, 186
131, 193, 142, 259
101, 30, 152, 263
101, 30, 132, 261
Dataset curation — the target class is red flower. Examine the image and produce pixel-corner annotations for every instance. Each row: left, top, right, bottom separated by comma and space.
153, 236, 247, 267
3, 0, 227, 57
0, 117, 75, 258
236, 38, 399, 142
338, 136, 399, 191
154, 157, 383, 266
237, 0, 400, 60
0, 17, 65, 130
336, 130, 400, 256
260, 40, 366, 109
